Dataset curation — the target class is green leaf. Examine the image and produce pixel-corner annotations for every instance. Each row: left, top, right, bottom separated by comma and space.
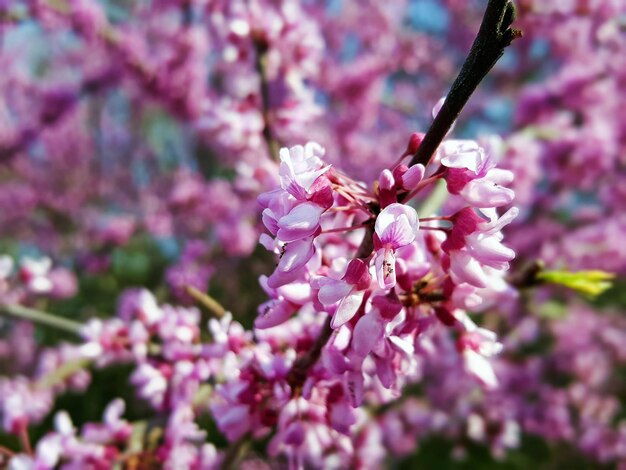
537, 270, 615, 298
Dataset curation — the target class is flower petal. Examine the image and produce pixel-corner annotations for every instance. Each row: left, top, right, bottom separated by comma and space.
332, 290, 365, 328
277, 203, 324, 242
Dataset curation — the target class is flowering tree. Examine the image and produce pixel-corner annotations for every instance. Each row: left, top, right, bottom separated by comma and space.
1, 0, 625, 468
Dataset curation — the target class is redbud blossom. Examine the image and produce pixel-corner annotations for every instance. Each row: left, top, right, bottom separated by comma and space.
373, 203, 419, 289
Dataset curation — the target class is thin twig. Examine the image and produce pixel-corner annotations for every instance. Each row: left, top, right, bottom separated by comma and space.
321, 223, 368, 234
409, 0, 521, 168
220, 434, 251, 470
35, 358, 92, 390
184, 285, 225, 318
285, 215, 375, 394
253, 37, 281, 161
286, 318, 333, 396
0, 304, 83, 334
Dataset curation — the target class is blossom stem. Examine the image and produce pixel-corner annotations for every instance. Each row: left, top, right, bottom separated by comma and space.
333, 187, 374, 214
0, 446, 15, 458
333, 185, 377, 202
354, 220, 376, 259
408, 0, 521, 168
0, 303, 83, 334
321, 223, 368, 234
401, 173, 442, 203
17, 423, 32, 455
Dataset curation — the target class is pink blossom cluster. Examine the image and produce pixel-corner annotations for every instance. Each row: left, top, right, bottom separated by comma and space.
1, 0, 625, 468
1, 128, 523, 467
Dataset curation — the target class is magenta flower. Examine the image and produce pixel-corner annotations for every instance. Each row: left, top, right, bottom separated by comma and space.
19, 256, 53, 294
277, 202, 326, 242
373, 203, 419, 289
456, 312, 503, 389
443, 207, 518, 288
256, 276, 313, 329
82, 399, 132, 444
278, 142, 330, 201
440, 140, 515, 208
267, 235, 319, 289
318, 258, 372, 328
259, 142, 334, 289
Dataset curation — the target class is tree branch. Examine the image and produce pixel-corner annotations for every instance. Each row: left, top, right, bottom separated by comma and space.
286, 317, 333, 395
253, 37, 281, 161
409, 0, 521, 168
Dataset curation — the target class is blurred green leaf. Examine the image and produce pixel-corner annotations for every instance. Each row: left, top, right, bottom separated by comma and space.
535, 301, 567, 320
537, 270, 615, 298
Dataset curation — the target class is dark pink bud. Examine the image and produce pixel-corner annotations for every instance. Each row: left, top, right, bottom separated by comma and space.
392, 164, 408, 186
442, 277, 455, 298
403, 132, 424, 157
342, 258, 371, 290
378, 169, 396, 208
401, 164, 425, 190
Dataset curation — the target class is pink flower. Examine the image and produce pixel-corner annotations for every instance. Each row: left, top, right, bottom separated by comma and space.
277, 202, 326, 242
259, 142, 334, 289
19, 257, 53, 294
456, 312, 503, 389
373, 203, 419, 289
444, 207, 518, 288
348, 294, 404, 366
82, 399, 132, 444
131, 363, 168, 408
267, 235, 319, 289
256, 276, 313, 329
278, 142, 330, 201
440, 140, 515, 208
318, 258, 371, 328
